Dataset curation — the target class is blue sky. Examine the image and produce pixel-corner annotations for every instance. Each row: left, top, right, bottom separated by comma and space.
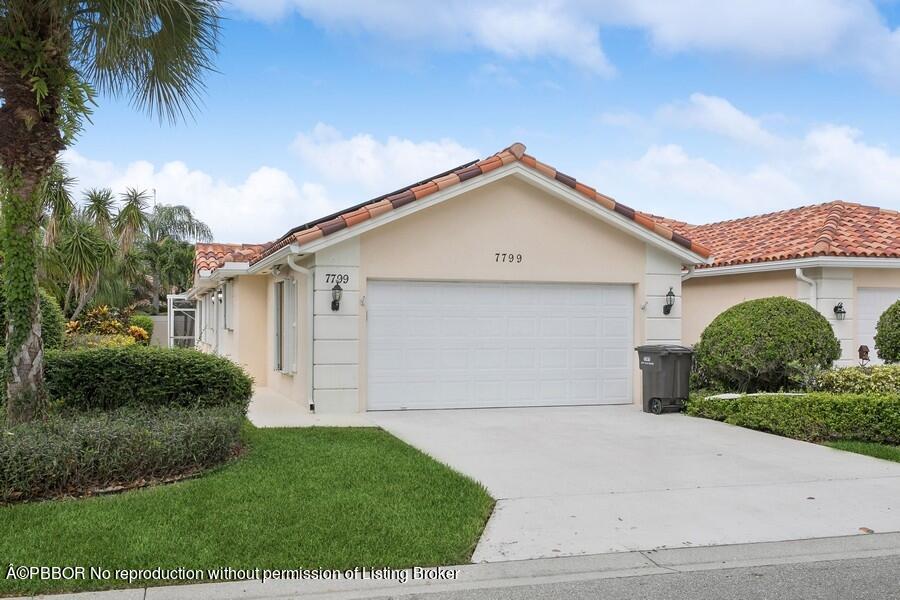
65, 1, 900, 243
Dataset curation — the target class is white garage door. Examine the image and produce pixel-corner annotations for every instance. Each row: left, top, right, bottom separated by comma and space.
858, 287, 900, 364
367, 281, 633, 410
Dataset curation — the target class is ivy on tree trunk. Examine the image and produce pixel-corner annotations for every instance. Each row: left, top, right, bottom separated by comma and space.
0, 24, 66, 424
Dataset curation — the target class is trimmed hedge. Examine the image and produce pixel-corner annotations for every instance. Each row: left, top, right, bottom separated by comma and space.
129, 314, 154, 342
65, 333, 137, 349
0, 406, 243, 502
687, 393, 900, 443
0, 287, 65, 350
814, 365, 900, 395
875, 300, 900, 363
45, 347, 253, 412
694, 297, 840, 392
0, 347, 252, 412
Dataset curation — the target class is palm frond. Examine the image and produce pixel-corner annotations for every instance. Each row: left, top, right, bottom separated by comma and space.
72, 0, 222, 124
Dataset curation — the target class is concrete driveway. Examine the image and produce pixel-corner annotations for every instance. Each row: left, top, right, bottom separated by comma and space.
370, 406, 900, 562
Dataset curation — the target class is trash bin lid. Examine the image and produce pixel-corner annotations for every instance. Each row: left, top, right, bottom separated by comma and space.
634, 344, 693, 354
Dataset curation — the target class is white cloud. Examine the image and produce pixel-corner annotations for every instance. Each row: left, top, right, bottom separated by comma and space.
291, 123, 479, 192
802, 124, 900, 205
594, 109, 900, 223
657, 93, 780, 148
61, 126, 479, 243
596, 144, 808, 222
61, 150, 336, 243
229, 0, 900, 85
230, 0, 612, 75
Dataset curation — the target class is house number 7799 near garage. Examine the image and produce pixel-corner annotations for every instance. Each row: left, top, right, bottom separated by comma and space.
495, 252, 523, 263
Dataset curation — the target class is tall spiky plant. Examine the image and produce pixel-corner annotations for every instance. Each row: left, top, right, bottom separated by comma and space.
0, 1, 221, 424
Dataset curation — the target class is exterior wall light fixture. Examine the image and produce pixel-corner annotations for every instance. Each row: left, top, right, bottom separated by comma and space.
833, 302, 846, 320
663, 287, 675, 315
331, 283, 343, 311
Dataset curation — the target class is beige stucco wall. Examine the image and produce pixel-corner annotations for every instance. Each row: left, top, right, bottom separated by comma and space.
233, 275, 269, 386
854, 268, 900, 288
358, 176, 657, 408
263, 271, 311, 408
682, 270, 798, 344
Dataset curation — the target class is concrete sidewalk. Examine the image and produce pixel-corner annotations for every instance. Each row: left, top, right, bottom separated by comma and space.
25, 533, 900, 600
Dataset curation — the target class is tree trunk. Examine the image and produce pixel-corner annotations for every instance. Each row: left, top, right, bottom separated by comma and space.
2, 172, 49, 424
0, 21, 67, 424
152, 269, 162, 313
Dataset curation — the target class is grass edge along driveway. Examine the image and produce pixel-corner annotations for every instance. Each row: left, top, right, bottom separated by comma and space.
0, 424, 494, 597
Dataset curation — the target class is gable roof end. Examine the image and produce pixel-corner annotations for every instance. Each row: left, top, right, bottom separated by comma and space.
240, 143, 711, 269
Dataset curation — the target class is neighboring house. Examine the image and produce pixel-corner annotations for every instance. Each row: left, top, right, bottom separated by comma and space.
189, 143, 710, 413
189, 143, 900, 414
666, 202, 900, 366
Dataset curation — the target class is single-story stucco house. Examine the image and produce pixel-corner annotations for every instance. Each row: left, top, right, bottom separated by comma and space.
187, 143, 900, 413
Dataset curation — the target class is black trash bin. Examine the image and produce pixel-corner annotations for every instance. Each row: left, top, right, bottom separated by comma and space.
635, 345, 693, 414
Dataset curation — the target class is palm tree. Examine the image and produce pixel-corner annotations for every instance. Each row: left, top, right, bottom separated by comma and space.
115, 188, 150, 254
0, 1, 221, 424
143, 204, 212, 311
82, 189, 116, 240
58, 210, 116, 319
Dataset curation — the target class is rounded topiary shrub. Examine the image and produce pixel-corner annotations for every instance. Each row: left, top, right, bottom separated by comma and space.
0, 282, 65, 350
875, 300, 900, 363
694, 296, 840, 392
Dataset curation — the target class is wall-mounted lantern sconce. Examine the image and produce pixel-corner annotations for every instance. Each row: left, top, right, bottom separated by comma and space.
858, 344, 870, 367
833, 302, 846, 320
663, 287, 675, 315
216, 289, 223, 303
331, 283, 343, 311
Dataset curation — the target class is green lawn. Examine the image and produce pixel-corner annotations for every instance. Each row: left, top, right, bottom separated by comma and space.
0, 425, 494, 597
825, 440, 900, 463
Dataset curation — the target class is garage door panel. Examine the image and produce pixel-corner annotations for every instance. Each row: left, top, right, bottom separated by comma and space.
857, 288, 900, 365
367, 281, 633, 410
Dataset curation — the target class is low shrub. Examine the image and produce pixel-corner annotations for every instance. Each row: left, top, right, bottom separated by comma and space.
0, 286, 65, 350
127, 325, 149, 345
64, 333, 137, 350
45, 347, 253, 412
129, 314, 154, 341
813, 365, 900, 394
693, 297, 840, 392
0, 405, 243, 502
875, 300, 900, 363
686, 393, 900, 443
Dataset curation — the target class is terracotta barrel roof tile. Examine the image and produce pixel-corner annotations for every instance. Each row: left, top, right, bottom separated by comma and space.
477, 155, 503, 173
318, 216, 347, 236
293, 227, 324, 246
433, 173, 461, 190
574, 182, 596, 198
613, 202, 635, 220
634, 212, 656, 230
411, 181, 439, 200
456, 164, 483, 182
366, 199, 394, 218
388, 189, 416, 209
532, 159, 556, 179
343, 207, 371, 227
554, 170, 577, 189
593, 193, 616, 211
